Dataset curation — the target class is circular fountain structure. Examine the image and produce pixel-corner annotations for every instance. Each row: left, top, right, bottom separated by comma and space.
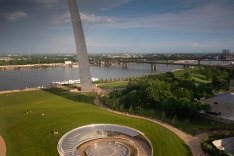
58, 124, 153, 156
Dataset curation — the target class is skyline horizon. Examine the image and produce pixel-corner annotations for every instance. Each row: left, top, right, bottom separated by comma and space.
0, 0, 234, 54
0, 50, 233, 56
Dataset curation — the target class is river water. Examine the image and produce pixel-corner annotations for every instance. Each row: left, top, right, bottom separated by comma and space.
0, 61, 232, 91
0, 64, 182, 91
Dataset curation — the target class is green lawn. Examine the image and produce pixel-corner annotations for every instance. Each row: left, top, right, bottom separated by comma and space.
97, 81, 129, 89
172, 69, 187, 77
173, 69, 211, 84
0, 89, 191, 156
191, 74, 211, 84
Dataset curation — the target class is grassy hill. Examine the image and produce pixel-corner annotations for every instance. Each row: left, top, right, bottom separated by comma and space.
0, 89, 191, 156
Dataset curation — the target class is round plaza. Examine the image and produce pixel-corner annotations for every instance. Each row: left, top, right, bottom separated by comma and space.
57, 124, 153, 156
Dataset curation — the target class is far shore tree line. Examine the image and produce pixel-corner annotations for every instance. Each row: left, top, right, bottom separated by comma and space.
0, 55, 76, 65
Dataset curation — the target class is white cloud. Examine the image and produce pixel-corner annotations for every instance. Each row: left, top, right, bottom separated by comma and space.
79, 0, 133, 11
53, 12, 118, 25
53, 12, 71, 25
52, 1, 234, 33
188, 42, 201, 48
80, 12, 118, 24
114, 1, 234, 32
3, 11, 28, 22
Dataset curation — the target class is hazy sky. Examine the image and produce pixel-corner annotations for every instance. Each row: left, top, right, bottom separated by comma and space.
0, 0, 234, 54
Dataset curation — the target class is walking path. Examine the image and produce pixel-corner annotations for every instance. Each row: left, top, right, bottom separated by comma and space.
0, 88, 41, 95
94, 97, 205, 156
0, 136, 6, 156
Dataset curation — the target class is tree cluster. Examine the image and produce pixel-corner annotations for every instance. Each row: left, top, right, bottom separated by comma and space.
0, 55, 76, 65
193, 67, 231, 90
106, 67, 232, 120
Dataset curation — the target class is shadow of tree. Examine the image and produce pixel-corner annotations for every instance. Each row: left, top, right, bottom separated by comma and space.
42, 88, 96, 104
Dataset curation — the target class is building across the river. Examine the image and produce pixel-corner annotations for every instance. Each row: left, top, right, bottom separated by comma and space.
221, 49, 231, 61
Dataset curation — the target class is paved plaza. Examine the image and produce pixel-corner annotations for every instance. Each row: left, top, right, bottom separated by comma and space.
58, 124, 153, 156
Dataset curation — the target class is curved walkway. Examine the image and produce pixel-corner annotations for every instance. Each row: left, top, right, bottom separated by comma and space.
94, 97, 205, 156
0, 136, 6, 156
0, 88, 40, 95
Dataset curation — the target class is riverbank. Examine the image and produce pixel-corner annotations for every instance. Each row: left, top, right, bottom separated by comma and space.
0, 136, 6, 156
0, 63, 64, 70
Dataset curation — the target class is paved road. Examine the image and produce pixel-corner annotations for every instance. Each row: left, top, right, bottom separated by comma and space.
94, 96, 205, 156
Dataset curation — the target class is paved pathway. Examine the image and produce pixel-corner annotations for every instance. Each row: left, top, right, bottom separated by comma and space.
0, 136, 6, 156
94, 97, 205, 156
0, 88, 40, 95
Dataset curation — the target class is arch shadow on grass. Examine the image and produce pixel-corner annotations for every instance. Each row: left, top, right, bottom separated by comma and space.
42, 88, 96, 104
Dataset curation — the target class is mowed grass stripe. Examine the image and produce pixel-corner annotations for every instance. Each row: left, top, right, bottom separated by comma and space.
0, 90, 191, 156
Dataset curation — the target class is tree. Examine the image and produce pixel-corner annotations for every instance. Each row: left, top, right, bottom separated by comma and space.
184, 72, 192, 80
129, 105, 133, 113
144, 80, 174, 108
165, 72, 175, 79
123, 90, 141, 108
177, 98, 199, 119
212, 77, 229, 90
119, 104, 125, 111
171, 114, 178, 124
203, 68, 212, 80
162, 97, 178, 117
173, 88, 192, 100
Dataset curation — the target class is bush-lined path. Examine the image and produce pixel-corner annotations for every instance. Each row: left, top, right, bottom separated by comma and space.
94, 96, 205, 156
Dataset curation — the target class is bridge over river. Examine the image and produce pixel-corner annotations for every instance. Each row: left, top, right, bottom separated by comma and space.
94, 53, 234, 72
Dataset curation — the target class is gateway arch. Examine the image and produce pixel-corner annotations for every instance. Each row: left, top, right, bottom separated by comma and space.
67, 0, 92, 91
